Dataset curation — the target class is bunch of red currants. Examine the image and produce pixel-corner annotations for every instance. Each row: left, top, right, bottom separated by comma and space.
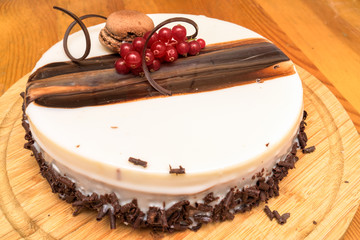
115, 24, 206, 76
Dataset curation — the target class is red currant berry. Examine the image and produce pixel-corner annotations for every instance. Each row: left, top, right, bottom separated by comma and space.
114, 58, 130, 74
164, 46, 178, 62
124, 51, 142, 69
172, 25, 187, 41
188, 40, 201, 56
176, 41, 190, 57
149, 59, 161, 72
143, 31, 158, 48
132, 37, 146, 53
120, 43, 133, 58
151, 41, 167, 59
197, 38, 206, 49
158, 27, 172, 42
131, 66, 144, 76
143, 49, 155, 66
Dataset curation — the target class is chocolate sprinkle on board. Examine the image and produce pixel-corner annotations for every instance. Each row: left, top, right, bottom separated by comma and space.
21, 102, 312, 232
264, 205, 274, 220
270, 208, 290, 225
302, 146, 316, 154
128, 157, 147, 168
279, 213, 290, 225
169, 165, 185, 175
313, 220, 317, 225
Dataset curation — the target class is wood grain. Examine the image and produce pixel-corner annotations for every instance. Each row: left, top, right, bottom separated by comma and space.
0, 66, 359, 239
1, 0, 360, 238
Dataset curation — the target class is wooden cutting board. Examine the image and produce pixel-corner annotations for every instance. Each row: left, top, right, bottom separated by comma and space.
0, 66, 359, 240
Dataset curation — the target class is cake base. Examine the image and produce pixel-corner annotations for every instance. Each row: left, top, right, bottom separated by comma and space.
21, 92, 311, 232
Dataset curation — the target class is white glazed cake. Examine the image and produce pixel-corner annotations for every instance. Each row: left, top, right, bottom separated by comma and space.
23, 14, 305, 231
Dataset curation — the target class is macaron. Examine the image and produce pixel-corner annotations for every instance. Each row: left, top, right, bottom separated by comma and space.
99, 10, 154, 52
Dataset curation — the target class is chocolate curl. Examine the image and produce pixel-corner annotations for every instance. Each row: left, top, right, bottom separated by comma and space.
142, 17, 199, 96
53, 6, 106, 62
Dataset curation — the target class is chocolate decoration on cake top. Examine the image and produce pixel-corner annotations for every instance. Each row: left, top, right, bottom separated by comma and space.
25, 38, 294, 108
53, 6, 107, 62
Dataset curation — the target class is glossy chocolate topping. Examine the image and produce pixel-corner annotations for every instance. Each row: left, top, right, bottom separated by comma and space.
26, 38, 295, 108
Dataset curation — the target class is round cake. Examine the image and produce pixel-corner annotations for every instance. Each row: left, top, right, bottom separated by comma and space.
22, 13, 307, 231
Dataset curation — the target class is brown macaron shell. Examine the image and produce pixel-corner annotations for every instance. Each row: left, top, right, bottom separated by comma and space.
99, 10, 154, 52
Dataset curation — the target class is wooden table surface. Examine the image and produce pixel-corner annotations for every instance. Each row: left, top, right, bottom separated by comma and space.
0, 0, 359, 239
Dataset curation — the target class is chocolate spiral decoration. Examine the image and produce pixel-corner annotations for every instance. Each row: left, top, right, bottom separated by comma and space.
142, 17, 199, 96
53, 6, 106, 62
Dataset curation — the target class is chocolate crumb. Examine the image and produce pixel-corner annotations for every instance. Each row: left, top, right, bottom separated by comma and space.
266, 143, 269, 147
169, 165, 185, 175
302, 146, 315, 154
313, 220, 317, 225
345, 181, 349, 183
48, 214, 50, 217
264, 205, 274, 220
279, 213, 290, 224
128, 157, 147, 168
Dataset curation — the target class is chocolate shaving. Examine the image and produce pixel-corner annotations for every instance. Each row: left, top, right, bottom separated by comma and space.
291, 143, 298, 155
53, 6, 106, 62
278, 212, 290, 225
303, 110, 308, 120
169, 165, 185, 175
270, 209, 290, 225
273, 210, 281, 221
264, 205, 274, 220
259, 182, 270, 191
108, 210, 116, 229
203, 192, 219, 204
190, 223, 202, 232
128, 157, 147, 168
313, 220, 317, 225
96, 205, 109, 221
302, 146, 315, 154
142, 17, 198, 96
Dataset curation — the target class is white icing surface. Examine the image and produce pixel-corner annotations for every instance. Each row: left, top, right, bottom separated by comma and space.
26, 14, 303, 209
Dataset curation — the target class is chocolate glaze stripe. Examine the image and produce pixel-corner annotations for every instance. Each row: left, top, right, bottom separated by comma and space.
26, 38, 295, 108
28, 38, 266, 82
